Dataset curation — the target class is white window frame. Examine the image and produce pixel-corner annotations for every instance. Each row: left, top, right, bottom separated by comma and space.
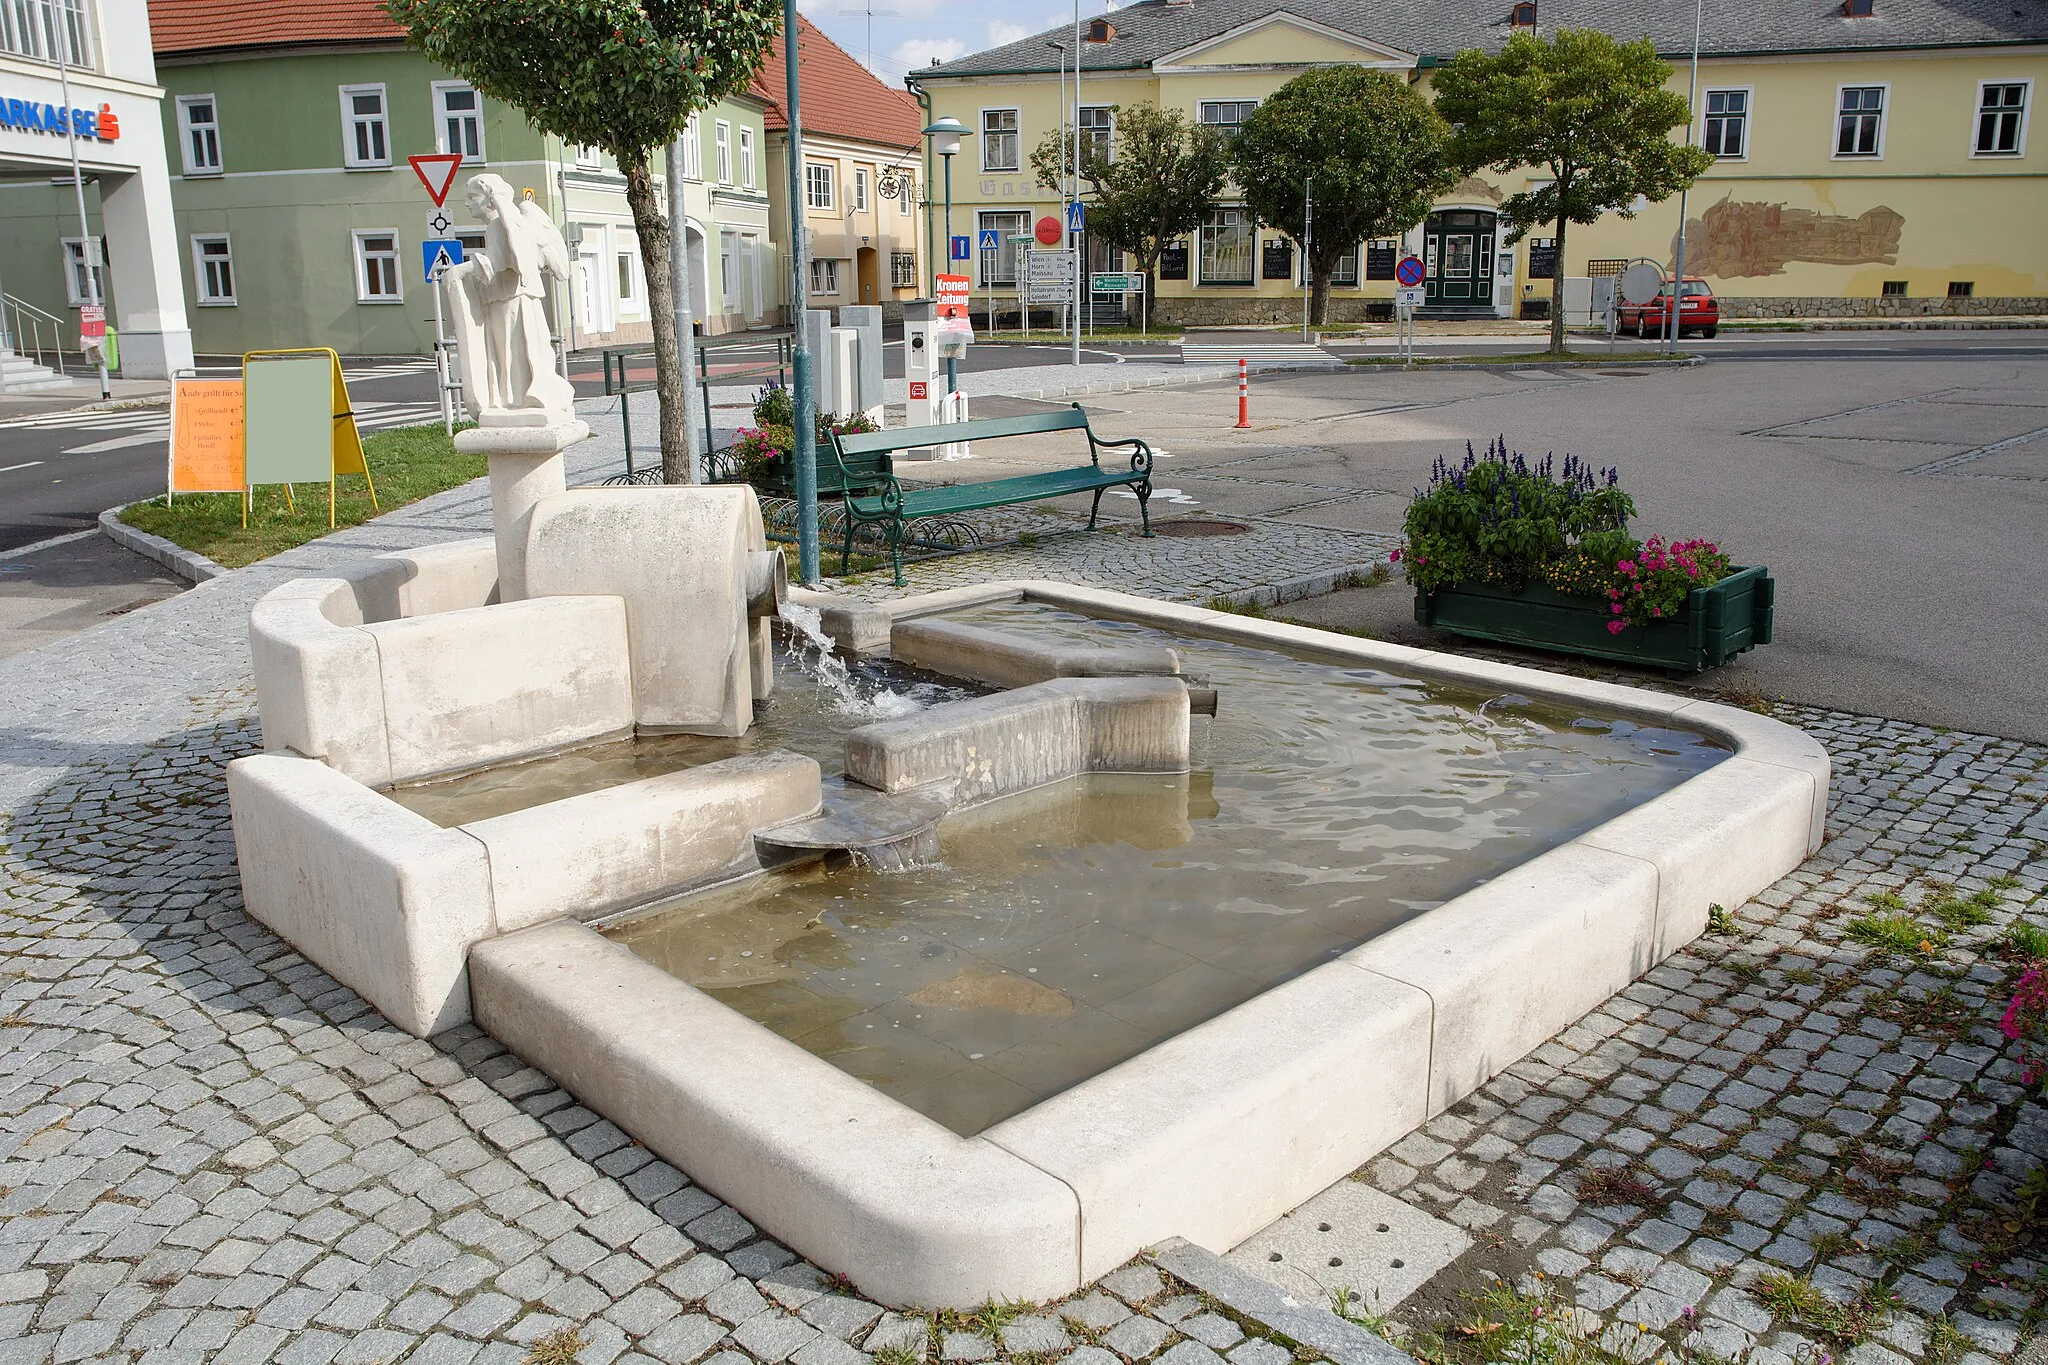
190, 234, 236, 306
1700, 86, 1751, 161
1832, 82, 1888, 161
60, 237, 105, 306
352, 229, 404, 303
809, 258, 841, 296
714, 120, 732, 185
1971, 79, 2031, 158
980, 107, 1020, 172
890, 250, 916, 288
176, 94, 222, 176
681, 114, 702, 180
575, 144, 603, 169
1198, 99, 1260, 137
1078, 105, 1114, 161
721, 231, 740, 310
338, 83, 390, 170
853, 167, 869, 212
738, 126, 756, 188
1197, 207, 1254, 286
805, 161, 835, 211
616, 247, 641, 312
976, 209, 1030, 286
433, 80, 485, 164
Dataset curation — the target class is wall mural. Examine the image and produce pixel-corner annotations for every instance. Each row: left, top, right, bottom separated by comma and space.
1676, 197, 1904, 278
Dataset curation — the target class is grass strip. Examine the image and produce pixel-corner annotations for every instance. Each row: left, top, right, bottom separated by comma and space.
119, 424, 483, 569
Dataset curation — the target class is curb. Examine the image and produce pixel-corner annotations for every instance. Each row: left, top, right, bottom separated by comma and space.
1207, 558, 1392, 611
1342, 355, 1703, 372
97, 504, 229, 584
1149, 1239, 1415, 1365
1000, 361, 1337, 401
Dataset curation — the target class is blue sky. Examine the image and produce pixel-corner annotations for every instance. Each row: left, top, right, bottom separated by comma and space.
798, 0, 1120, 87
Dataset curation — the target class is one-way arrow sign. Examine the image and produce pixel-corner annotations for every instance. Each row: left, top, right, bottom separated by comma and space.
408, 152, 464, 207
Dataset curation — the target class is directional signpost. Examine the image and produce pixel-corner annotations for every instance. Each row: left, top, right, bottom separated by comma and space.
410, 152, 467, 431
1091, 273, 1143, 294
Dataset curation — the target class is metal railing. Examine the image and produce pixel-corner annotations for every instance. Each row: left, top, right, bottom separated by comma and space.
2, 0, 94, 66
2, 293, 70, 377
599, 329, 793, 481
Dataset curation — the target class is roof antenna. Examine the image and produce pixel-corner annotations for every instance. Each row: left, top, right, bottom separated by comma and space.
839, 0, 903, 74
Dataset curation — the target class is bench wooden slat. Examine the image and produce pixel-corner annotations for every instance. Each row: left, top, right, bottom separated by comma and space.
854, 466, 1128, 519
832, 407, 1090, 457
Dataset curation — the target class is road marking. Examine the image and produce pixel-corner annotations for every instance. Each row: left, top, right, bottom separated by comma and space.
63, 431, 167, 454
1905, 422, 2048, 475
0, 527, 96, 561
0, 461, 46, 473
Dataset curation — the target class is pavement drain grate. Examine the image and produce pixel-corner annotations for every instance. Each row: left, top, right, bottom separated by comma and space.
1151, 519, 1253, 538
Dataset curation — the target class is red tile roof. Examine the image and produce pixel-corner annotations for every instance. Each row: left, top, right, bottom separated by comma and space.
751, 16, 922, 153
148, 0, 402, 56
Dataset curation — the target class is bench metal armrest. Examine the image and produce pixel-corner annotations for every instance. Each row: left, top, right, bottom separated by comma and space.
1093, 435, 1153, 478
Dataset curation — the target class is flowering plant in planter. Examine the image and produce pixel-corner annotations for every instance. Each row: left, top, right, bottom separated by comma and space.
729, 384, 882, 486
1392, 439, 1734, 636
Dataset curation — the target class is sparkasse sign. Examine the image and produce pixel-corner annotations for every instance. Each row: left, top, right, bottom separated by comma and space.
0, 98, 120, 140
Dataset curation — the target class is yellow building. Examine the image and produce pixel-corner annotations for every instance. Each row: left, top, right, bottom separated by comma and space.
910, 0, 2047, 323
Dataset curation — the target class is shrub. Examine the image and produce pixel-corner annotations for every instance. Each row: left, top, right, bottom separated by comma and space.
2002, 964, 2048, 1084
1392, 438, 1735, 634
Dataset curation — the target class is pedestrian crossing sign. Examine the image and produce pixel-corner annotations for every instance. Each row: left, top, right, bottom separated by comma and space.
978, 228, 1000, 252
422, 238, 464, 283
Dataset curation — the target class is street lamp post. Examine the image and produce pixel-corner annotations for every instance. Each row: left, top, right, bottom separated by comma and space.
785, 0, 819, 585
922, 116, 970, 398
1667, 0, 1704, 354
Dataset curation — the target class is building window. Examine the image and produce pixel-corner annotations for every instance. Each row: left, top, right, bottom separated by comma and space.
714, 121, 732, 184
977, 210, 1029, 285
891, 251, 916, 288
738, 127, 755, 188
1328, 243, 1359, 287
853, 168, 870, 212
1948, 281, 1974, 298
1881, 280, 1908, 296
681, 114, 702, 179
191, 235, 235, 305
1974, 82, 2029, 156
1198, 208, 1254, 285
617, 250, 639, 310
809, 258, 841, 295
1702, 88, 1747, 158
61, 238, 104, 306
1079, 106, 1113, 161
1510, 2, 1537, 26
177, 95, 222, 176
1198, 100, 1259, 138
3, 0, 93, 64
1087, 17, 1114, 42
353, 231, 402, 302
981, 108, 1020, 171
1835, 85, 1885, 158
805, 162, 835, 211
339, 85, 389, 169
575, 144, 602, 169
720, 232, 739, 311
435, 82, 484, 163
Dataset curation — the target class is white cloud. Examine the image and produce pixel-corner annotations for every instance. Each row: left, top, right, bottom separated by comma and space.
987, 20, 1030, 46
890, 36, 968, 71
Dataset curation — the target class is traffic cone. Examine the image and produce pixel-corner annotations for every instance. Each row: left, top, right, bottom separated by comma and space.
1235, 358, 1251, 429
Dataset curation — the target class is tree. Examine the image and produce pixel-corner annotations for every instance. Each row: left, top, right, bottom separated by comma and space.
1230, 68, 1455, 327
1433, 28, 1711, 354
385, 0, 781, 482
1028, 103, 1227, 300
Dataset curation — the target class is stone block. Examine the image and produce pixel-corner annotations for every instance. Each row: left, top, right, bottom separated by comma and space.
248, 578, 393, 786
363, 595, 634, 783
845, 677, 1190, 800
891, 619, 1181, 692
1344, 843, 1659, 1116
1228, 1180, 1469, 1315
983, 961, 1430, 1282
228, 754, 494, 1037
469, 921, 1080, 1308
525, 486, 770, 734
463, 752, 821, 930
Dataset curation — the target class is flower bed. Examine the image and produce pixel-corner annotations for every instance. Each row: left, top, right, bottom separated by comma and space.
1396, 439, 1774, 674
723, 384, 880, 497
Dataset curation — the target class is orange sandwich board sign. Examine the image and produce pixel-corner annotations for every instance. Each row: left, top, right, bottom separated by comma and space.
168, 374, 245, 498
408, 152, 463, 206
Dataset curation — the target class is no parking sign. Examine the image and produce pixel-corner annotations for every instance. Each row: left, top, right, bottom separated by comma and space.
1395, 255, 1426, 287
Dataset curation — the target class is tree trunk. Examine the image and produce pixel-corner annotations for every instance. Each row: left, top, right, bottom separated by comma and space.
1549, 207, 1569, 356
623, 157, 689, 484
1308, 247, 1334, 327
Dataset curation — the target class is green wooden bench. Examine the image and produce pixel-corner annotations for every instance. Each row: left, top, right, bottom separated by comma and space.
826, 405, 1155, 585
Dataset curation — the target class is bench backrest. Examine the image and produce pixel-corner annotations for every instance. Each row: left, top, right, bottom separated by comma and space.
832, 406, 1091, 460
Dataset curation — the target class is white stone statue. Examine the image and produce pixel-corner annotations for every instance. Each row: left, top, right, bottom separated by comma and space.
445, 173, 576, 419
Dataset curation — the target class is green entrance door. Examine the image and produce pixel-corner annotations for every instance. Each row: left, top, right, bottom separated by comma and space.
1423, 210, 1497, 307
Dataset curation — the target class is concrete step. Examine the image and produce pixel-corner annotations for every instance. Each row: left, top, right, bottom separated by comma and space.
0, 352, 80, 393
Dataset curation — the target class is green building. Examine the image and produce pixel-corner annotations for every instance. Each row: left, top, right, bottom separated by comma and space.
0, 0, 777, 358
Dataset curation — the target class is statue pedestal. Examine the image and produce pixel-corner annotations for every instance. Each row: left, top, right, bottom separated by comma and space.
456, 410, 589, 601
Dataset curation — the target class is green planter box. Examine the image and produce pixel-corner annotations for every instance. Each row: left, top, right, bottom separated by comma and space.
1414, 564, 1774, 674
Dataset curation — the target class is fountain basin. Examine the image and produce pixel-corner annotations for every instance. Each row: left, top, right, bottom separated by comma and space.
469, 580, 1826, 1309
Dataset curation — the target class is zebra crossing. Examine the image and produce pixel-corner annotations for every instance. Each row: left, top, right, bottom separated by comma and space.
0, 397, 448, 441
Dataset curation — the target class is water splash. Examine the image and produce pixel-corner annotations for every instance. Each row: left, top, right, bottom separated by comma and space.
779, 603, 929, 721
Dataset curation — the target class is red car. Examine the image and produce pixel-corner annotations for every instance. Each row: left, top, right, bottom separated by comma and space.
1618, 276, 1720, 339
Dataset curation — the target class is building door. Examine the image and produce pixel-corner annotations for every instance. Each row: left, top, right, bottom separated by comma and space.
1423, 210, 1496, 307
856, 247, 880, 305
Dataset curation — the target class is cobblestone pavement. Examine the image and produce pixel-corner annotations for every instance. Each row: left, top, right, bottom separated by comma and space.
2, 453, 2046, 1363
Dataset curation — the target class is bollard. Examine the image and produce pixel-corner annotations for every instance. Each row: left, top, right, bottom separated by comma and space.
1234, 357, 1251, 429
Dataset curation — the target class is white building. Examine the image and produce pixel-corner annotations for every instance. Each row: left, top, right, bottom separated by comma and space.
1, 0, 190, 378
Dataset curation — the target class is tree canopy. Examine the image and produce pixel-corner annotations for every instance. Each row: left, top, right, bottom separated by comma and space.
1231, 66, 1455, 325
1029, 103, 1228, 281
1433, 28, 1711, 352
385, 0, 782, 480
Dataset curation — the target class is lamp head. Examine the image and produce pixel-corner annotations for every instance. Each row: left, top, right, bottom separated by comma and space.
922, 116, 970, 159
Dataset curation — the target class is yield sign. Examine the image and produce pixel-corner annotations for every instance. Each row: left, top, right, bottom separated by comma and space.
408, 153, 464, 206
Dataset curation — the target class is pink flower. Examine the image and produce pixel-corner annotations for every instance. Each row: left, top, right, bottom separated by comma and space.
1389, 547, 1403, 562
1611, 603, 1623, 614
1607, 620, 1626, 635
